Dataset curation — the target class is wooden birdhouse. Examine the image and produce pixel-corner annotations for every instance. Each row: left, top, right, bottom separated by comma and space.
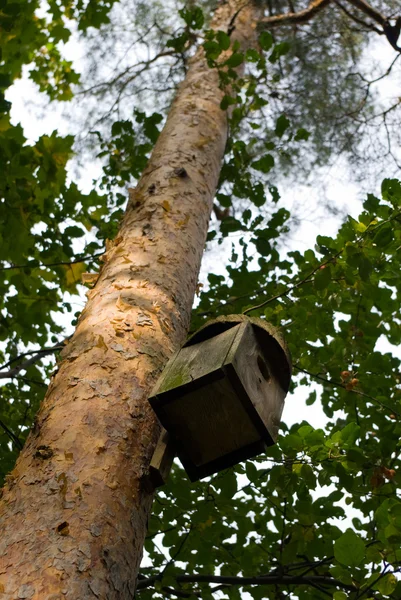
149, 315, 291, 482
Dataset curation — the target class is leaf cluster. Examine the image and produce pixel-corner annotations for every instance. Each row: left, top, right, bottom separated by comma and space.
137, 180, 401, 598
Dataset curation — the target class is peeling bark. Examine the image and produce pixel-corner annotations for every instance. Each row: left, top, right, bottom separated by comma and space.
0, 1, 263, 598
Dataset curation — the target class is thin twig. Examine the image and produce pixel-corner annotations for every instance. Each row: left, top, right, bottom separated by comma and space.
136, 572, 358, 592
0, 418, 23, 449
0, 253, 103, 272
258, 0, 332, 29
293, 365, 399, 416
0, 342, 65, 380
334, 0, 382, 34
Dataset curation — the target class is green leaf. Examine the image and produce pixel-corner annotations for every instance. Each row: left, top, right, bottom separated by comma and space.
250, 182, 267, 207
258, 31, 273, 51
242, 209, 251, 223
313, 265, 331, 290
269, 185, 280, 203
254, 237, 271, 256
166, 32, 189, 52
346, 448, 365, 465
216, 30, 230, 51
294, 128, 310, 141
280, 433, 303, 455
0, 74, 12, 89
252, 154, 274, 173
340, 422, 360, 448
305, 391, 317, 406
300, 464, 316, 488
220, 217, 243, 235
382, 178, 401, 206
203, 40, 221, 61
305, 428, 325, 447
334, 529, 365, 567
358, 255, 372, 281
330, 565, 354, 585
349, 216, 367, 233
275, 114, 290, 138
225, 52, 244, 68
269, 41, 291, 63
384, 523, 401, 543
220, 95, 237, 110
245, 48, 260, 62
364, 193, 380, 212
245, 461, 258, 482
179, 6, 204, 29
373, 573, 397, 595
208, 273, 224, 286
64, 226, 85, 238
216, 193, 232, 207
374, 223, 394, 248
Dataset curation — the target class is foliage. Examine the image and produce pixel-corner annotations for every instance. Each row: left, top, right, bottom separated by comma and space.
0, 0, 123, 467
139, 172, 401, 597
2, 0, 401, 598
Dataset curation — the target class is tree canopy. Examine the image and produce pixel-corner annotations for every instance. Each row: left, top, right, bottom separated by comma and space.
2, 0, 401, 597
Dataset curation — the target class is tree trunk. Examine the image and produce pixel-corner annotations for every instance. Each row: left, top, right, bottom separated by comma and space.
0, 2, 262, 598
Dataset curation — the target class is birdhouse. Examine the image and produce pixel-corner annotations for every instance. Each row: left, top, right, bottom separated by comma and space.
149, 315, 291, 481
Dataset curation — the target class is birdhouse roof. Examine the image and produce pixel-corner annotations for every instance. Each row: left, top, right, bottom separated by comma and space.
186, 314, 292, 392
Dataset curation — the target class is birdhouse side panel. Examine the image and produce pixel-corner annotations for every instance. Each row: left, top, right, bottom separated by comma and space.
226, 324, 286, 442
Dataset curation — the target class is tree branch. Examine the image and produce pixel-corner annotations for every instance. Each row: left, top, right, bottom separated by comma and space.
334, 0, 382, 34
0, 252, 103, 272
293, 365, 399, 416
257, 0, 401, 52
136, 573, 357, 592
243, 250, 341, 315
344, 0, 386, 26
0, 418, 23, 450
345, 0, 401, 50
161, 586, 200, 598
258, 0, 331, 29
0, 342, 65, 380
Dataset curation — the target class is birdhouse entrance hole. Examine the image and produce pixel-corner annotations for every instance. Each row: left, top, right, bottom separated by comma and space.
257, 355, 270, 382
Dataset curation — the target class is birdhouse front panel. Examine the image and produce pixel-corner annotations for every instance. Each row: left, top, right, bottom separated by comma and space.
149, 315, 291, 481
160, 375, 261, 467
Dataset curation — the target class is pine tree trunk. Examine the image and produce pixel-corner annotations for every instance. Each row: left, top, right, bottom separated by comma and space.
0, 2, 262, 598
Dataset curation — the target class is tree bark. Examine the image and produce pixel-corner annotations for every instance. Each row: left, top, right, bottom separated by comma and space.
0, 1, 263, 598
